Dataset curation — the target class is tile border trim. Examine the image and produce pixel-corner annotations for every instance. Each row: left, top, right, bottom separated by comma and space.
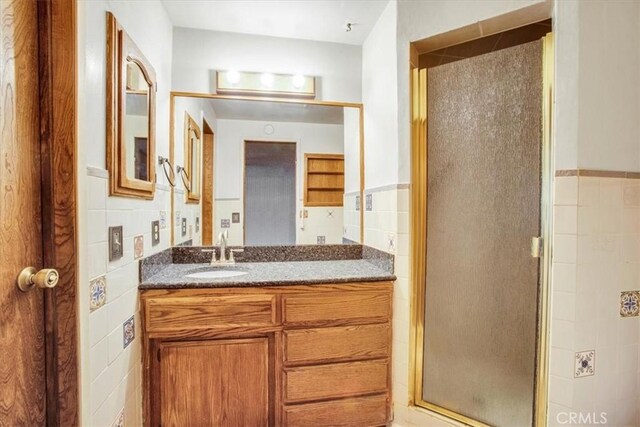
556, 169, 640, 179
364, 183, 410, 194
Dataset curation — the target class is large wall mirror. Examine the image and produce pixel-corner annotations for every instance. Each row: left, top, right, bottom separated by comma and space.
106, 12, 157, 199
170, 94, 364, 247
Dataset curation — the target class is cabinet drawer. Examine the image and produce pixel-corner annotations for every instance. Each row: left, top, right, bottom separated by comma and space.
284, 323, 390, 365
283, 394, 389, 427
283, 359, 388, 403
145, 294, 276, 333
282, 289, 391, 326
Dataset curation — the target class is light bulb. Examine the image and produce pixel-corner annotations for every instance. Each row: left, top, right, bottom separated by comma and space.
292, 74, 305, 88
226, 70, 240, 84
260, 73, 274, 88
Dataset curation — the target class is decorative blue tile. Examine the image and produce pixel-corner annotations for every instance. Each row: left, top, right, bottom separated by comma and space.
123, 316, 135, 349
89, 275, 106, 312
620, 291, 640, 317
221, 219, 231, 228
366, 194, 373, 211
574, 350, 595, 378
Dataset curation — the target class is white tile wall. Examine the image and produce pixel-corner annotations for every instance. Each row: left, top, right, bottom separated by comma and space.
86, 170, 172, 426
343, 193, 361, 242
548, 176, 640, 426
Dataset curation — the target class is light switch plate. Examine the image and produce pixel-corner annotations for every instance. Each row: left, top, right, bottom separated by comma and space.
151, 220, 160, 246
181, 218, 187, 236
108, 226, 123, 261
232, 212, 240, 223
365, 194, 373, 211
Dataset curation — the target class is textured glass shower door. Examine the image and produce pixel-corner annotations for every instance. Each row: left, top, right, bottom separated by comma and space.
422, 40, 543, 426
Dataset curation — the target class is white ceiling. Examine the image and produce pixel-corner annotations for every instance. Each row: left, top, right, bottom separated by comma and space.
161, 0, 389, 45
195, 97, 345, 124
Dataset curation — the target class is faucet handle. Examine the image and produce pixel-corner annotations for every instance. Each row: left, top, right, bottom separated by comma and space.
201, 248, 217, 263
229, 248, 244, 263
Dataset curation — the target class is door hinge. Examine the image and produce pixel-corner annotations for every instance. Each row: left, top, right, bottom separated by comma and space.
531, 236, 543, 258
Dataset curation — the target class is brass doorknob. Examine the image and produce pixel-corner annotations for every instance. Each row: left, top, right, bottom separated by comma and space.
17, 267, 59, 292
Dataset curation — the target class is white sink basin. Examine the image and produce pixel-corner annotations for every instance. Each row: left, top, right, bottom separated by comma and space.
186, 270, 248, 279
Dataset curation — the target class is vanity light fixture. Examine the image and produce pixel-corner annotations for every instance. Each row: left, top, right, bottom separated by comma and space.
216, 70, 315, 98
260, 73, 275, 88
292, 74, 305, 88
226, 70, 240, 85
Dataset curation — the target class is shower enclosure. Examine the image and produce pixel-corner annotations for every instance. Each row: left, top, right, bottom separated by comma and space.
411, 31, 554, 427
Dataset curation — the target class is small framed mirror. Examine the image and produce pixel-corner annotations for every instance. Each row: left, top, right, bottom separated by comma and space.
184, 113, 201, 203
106, 12, 157, 199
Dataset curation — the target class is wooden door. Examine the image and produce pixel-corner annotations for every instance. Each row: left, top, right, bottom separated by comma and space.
160, 338, 271, 426
0, 0, 46, 425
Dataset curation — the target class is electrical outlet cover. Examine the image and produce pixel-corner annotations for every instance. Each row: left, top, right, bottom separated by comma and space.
181, 218, 187, 236
151, 220, 160, 246
133, 235, 144, 259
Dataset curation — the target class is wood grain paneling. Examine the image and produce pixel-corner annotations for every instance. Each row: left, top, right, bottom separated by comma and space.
37, 0, 79, 424
282, 394, 389, 427
283, 290, 391, 326
283, 359, 389, 403
142, 283, 393, 426
146, 294, 276, 333
0, 0, 46, 424
202, 120, 214, 245
160, 338, 269, 426
284, 323, 390, 365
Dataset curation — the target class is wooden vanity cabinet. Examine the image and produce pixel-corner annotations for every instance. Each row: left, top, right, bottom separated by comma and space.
141, 282, 393, 427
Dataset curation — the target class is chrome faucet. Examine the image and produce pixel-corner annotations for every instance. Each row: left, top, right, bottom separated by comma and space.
218, 230, 228, 263
202, 230, 244, 265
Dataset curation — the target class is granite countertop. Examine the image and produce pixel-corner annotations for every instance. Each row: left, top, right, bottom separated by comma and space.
139, 259, 396, 289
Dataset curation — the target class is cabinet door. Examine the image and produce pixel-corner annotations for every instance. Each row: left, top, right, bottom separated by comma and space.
160, 338, 270, 427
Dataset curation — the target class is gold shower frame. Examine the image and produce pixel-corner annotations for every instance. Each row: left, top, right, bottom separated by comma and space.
408, 33, 555, 427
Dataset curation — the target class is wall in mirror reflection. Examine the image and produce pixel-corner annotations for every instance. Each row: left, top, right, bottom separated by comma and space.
172, 96, 362, 247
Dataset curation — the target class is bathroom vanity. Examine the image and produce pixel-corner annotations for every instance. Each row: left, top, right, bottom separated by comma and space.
138, 245, 395, 427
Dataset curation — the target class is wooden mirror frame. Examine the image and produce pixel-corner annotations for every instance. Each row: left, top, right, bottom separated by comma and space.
106, 12, 157, 199
184, 113, 202, 204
